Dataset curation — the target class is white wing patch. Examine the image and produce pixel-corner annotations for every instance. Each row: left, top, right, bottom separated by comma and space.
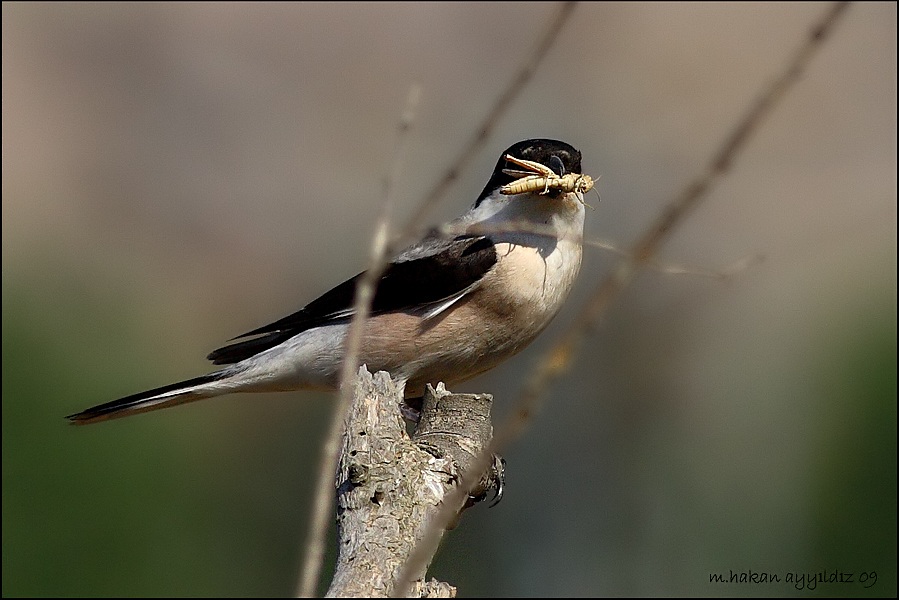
420, 282, 481, 322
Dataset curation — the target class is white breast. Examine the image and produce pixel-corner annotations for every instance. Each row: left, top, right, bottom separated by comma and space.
230, 190, 587, 397
465, 190, 585, 317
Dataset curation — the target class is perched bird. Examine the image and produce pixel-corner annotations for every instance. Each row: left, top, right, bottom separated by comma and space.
68, 138, 594, 424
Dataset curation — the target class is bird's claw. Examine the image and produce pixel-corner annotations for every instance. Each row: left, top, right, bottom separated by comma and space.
467, 454, 506, 508
487, 455, 506, 507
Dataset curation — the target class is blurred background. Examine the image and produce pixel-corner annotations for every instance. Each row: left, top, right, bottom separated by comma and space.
3, 2, 895, 597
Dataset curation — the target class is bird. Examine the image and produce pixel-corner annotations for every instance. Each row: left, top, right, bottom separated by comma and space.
67, 138, 594, 424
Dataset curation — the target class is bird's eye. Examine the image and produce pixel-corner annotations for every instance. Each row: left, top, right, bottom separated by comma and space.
548, 154, 566, 176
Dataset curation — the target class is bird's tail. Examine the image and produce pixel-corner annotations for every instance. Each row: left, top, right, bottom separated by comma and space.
67, 372, 233, 425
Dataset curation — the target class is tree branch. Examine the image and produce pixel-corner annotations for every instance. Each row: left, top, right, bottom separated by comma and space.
326, 368, 495, 598
392, 3, 853, 591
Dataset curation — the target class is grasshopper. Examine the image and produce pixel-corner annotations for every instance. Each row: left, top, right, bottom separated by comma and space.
500, 154, 596, 197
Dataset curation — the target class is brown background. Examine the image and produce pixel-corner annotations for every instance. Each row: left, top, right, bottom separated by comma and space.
3, 3, 896, 596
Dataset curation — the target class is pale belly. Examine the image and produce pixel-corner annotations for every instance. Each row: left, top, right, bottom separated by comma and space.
360, 238, 582, 395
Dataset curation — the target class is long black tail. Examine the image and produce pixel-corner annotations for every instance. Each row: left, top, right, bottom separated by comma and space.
67, 372, 227, 425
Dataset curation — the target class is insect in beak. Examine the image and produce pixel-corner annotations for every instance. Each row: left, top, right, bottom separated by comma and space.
500, 154, 598, 209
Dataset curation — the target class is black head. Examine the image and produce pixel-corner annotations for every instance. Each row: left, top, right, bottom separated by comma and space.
475, 139, 584, 206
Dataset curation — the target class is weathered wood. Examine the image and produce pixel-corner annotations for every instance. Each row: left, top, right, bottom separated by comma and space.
326, 367, 494, 598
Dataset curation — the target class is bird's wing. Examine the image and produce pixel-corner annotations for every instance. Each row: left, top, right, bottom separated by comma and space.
206, 234, 497, 365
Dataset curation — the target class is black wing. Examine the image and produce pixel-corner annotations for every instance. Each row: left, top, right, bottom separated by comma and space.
206, 234, 497, 365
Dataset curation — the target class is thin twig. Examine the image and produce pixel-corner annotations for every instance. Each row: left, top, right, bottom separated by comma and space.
296, 85, 422, 598
299, 2, 578, 594
393, 2, 851, 594
388, 1, 577, 253
454, 217, 764, 279
519, 0, 851, 407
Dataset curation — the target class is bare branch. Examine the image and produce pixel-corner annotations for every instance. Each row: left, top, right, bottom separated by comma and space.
449, 217, 765, 280
393, 2, 852, 593
519, 1, 851, 406
297, 85, 422, 598
299, 3, 578, 594
326, 368, 495, 597
390, 2, 578, 250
